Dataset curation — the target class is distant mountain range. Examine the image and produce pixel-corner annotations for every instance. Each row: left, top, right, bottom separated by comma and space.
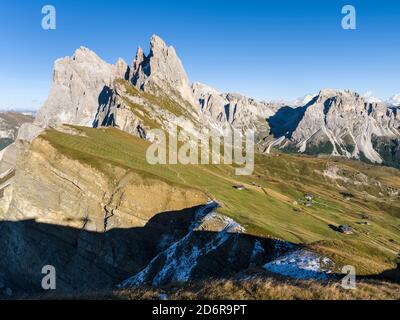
0, 35, 399, 299
0, 111, 34, 150
16, 35, 399, 168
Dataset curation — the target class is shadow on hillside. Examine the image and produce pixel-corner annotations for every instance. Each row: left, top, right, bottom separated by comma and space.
1, 201, 398, 299
371, 264, 400, 284
328, 224, 341, 232
267, 96, 317, 139
92, 85, 114, 128
0, 204, 283, 297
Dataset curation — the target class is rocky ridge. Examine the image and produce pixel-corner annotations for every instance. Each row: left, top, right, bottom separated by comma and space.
268, 89, 400, 166
0, 35, 399, 297
11, 35, 400, 167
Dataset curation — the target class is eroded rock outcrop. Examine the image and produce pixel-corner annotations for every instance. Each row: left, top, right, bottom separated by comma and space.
34, 47, 114, 130
131, 35, 194, 105
6, 36, 400, 168
18, 49, 132, 142
192, 82, 278, 140
268, 89, 400, 166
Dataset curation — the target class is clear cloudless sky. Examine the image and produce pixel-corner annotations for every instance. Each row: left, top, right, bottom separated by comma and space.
1, 0, 400, 110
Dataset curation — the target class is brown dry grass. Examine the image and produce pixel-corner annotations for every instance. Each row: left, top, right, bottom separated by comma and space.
113, 276, 400, 300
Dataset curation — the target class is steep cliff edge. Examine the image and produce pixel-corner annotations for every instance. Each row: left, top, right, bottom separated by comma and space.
268, 89, 400, 166
5, 126, 207, 229
0, 126, 207, 294
0, 125, 399, 297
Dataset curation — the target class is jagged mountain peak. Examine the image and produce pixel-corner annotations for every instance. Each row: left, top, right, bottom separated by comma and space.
32, 46, 114, 131
268, 87, 400, 165
131, 35, 193, 103
11, 38, 400, 168
113, 58, 130, 80
191, 82, 221, 96
150, 34, 168, 51
362, 91, 383, 104
133, 46, 145, 64
70, 46, 106, 64
316, 88, 361, 101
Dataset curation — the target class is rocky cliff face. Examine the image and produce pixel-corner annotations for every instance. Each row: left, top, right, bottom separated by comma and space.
192, 82, 279, 142
93, 35, 281, 148
268, 89, 400, 166
0, 112, 34, 187
0, 128, 209, 294
18, 48, 132, 143
131, 35, 194, 105
0, 199, 294, 295
18, 35, 280, 147
93, 78, 203, 142
4, 129, 207, 229
34, 47, 114, 129
10, 35, 400, 168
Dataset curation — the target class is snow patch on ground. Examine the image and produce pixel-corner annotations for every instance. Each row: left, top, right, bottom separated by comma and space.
264, 249, 333, 280
120, 201, 334, 287
119, 201, 249, 287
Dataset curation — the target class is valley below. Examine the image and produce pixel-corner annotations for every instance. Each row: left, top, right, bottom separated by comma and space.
0, 125, 399, 299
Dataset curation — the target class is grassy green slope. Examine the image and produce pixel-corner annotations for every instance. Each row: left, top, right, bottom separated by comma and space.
42, 126, 400, 275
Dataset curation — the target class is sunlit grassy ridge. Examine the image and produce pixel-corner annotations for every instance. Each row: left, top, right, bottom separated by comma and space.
115, 79, 199, 129
42, 126, 400, 275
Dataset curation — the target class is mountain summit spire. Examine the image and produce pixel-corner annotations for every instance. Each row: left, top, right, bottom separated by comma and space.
130, 35, 194, 103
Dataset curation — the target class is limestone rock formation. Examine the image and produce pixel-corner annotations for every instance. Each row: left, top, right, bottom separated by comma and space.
268, 89, 400, 166
16, 123, 44, 142
11, 35, 278, 150
113, 58, 130, 81
1, 34, 400, 298
34, 47, 114, 130
131, 35, 194, 105
6, 35, 399, 169
192, 82, 279, 139
93, 78, 202, 141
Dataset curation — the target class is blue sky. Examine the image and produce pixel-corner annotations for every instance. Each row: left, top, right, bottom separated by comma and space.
1, 0, 400, 110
